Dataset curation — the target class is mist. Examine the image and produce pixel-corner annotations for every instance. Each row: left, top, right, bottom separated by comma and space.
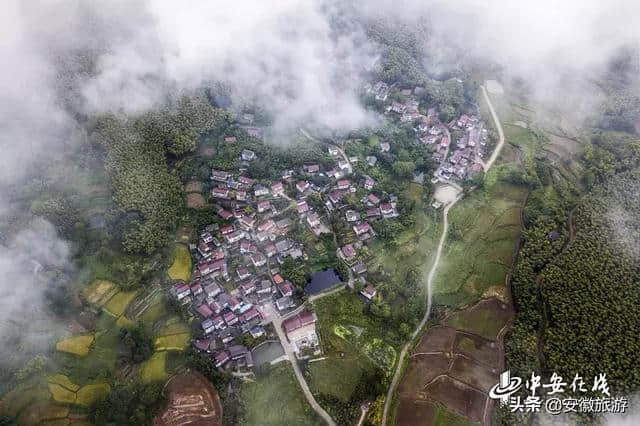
1, 0, 639, 389
361, 0, 640, 124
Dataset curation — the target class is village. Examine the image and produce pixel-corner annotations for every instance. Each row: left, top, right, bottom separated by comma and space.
366, 81, 489, 196
168, 79, 489, 377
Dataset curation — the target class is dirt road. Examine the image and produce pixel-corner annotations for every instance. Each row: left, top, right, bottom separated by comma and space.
265, 303, 336, 426
383, 85, 506, 424
381, 192, 462, 425
481, 85, 505, 172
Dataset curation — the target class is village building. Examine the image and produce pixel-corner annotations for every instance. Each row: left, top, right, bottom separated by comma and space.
306, 212, 320, 228
296, 180, 310, 193
297, 200, 309, 214
360, 284, 377, 301
254, 185, 270, 197
304, 164, 320, 174
341, 244, 357, 260
271, 181, 284, 196
345, 210, 359, 222
211, 169, 230, 182
241, 149, 256, 161
282, 311, 319, 356
212, 187, 229, 199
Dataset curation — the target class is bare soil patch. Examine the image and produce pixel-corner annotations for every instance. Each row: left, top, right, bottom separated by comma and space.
413, 326, 456, 353
396, 398, 436, 426
154, 371, 222, 426
394, 298, 513, 425
398, 353, 450, 394
425, 376, 486, 423
448, 355, 498, 391
454, 333, 498, 367
434, 185, 460, 205
198, 145, 216, 158
186, 193, 207, 209
444, 298, 512, 341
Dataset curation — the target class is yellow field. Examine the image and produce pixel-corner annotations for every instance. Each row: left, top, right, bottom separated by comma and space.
47, 374, 80, 392
82, 280, 118, 307
168, 244, 192, 281
155, 333, 190, 351
56, 335, 94, 357
140, 351, 168, 383
48, 383, 76, 404
75, 383, 111, 407
103, 290, 138, 318
158, 321, 190, 336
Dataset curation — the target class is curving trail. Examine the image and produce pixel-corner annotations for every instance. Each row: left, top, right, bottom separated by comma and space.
382, 83, 506, 425
381, 192, 462, 425
481, 85, 505, 172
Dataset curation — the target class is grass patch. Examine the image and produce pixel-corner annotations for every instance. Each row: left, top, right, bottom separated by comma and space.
103, 290, 138, 318
445, 299, 511, 341
82, 279, 118, 307
433, 182, 526, 306
154, 333, 190, 351
433, 405, 471, 426
367, 211, 441, 292
167, 244, 192, 282
240, 363, 324, 426
306, 358, 364, 402
56, 335, 94, 357
18, 402, 69, 425
140, 351, 168, 383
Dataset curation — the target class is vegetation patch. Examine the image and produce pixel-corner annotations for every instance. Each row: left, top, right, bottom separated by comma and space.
141, 351, 168, 383
444, 298, 512, 341
186, 193, 207, 209
82, 280, 118, 307
240, 363, 323, 426
155, 333, 190, 351
434, 182, 526, 305
56, 335, 94, 357
47, 374, 80, 392
17, 402, 69, 425
167, 244, 192, 282
48, 382, 77, 404
103, 290, 138, 318
75, 383, 111, 407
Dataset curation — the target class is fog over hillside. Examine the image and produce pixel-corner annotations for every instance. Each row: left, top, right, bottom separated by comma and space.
0, 0, 638, 391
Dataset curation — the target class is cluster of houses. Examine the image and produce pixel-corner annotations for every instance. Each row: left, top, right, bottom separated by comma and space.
367, 81, 489, 185
168, 80, 492, 371
435, 114, 488, 181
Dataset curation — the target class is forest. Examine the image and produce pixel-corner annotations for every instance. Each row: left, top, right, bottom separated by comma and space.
499, 132, 640, 424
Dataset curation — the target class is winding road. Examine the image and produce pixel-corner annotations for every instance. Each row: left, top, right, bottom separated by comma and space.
381, 192, 462, 426
481, 85, 506, 172
381, 83, 506, 425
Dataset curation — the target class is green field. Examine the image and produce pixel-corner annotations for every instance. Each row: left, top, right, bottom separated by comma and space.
240, 363, 324, 426
56, 335, 94, 357
445, 299, 512, 341
433, 182, 526, 306
433, 405, 472, 426
140, 351, 168, 383
367, 209, 441, 290
167, 244, 192, 281
103, 290, 138, 318
306, 358, 364, 402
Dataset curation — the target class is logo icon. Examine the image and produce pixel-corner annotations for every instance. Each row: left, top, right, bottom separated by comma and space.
489, 370, 523, 404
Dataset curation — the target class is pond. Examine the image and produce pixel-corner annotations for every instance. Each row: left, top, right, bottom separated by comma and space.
305, 268, 342, 295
